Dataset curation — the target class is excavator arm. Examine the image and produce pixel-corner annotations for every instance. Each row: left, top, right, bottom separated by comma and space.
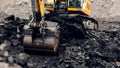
36, 0, 45, 17
31, 0, 45, 27
23, 0, 60, 53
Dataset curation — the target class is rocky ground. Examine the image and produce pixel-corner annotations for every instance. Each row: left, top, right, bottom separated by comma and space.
0, 0, 120, 68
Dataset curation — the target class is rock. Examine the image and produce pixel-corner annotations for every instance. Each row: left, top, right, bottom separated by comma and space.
0, 57, 3, 62
0, 62, 22, 68
16, 34, 21, 39
27, 63, 34, 68
105, 63, 116, 68
116, 62, 120, 66
3, 51, 9, 57
58, 59, 64, 65
65, 63, 74, 68
5, 15, 15, 22
18, 53, 29, 60
0, 43, 8, 51
0, 50, 9, 57
9, 63, 22, 68
0, 40, 11, 51
11, 39, 19, 46
8, 56, 14, 64
16, 53, 29, 66
0, 50, 4, 56
0, 62, 9, 68
72, 46, 80, 52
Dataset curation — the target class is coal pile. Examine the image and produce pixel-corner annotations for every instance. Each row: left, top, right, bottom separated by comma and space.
0, 15, 120, 68
0, 15, 30, 68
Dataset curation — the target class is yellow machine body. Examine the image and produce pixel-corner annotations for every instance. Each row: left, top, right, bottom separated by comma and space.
45, 0, 91, 16
36, 0, 45, 17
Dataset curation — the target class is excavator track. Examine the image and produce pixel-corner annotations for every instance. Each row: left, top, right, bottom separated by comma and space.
47, 14, 98, 39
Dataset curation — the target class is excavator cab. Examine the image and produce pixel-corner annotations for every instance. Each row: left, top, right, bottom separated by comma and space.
45, 0, 91, 16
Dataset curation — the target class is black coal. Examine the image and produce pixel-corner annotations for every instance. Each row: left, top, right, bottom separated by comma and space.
0, 15, 120, 68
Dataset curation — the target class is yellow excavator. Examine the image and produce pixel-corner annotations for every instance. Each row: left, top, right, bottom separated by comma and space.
23, 0, 98, 53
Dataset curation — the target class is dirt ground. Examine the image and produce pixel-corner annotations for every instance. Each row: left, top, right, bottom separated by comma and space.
0, 0, 31, 19
0, 0, 120, 19
91, 0, 120, 19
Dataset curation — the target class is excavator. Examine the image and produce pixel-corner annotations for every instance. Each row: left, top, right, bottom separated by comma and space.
23, 0, 98, 53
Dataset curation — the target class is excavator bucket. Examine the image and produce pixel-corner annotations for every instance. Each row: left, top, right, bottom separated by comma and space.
23, 21, 60, 53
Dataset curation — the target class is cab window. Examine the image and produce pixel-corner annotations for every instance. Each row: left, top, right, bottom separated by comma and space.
45, 0, 55, 8
68, 0, 82, 8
